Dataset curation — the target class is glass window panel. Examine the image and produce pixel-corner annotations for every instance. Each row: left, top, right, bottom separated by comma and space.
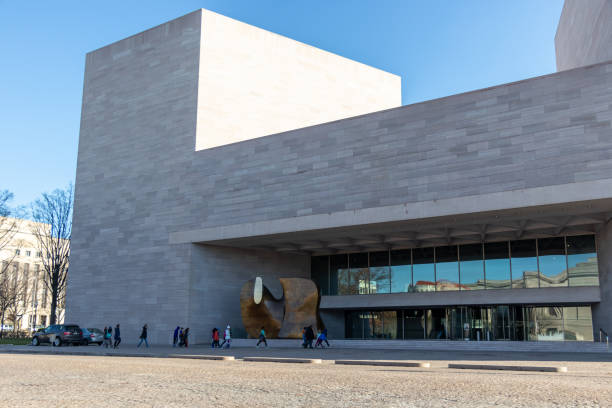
310, 256, 329, 296
425, 308, 448, 339
435, 246, 459, 291
349, 253, 369, 295
345, 311, 363, 339
534, 306, 564, 341
382, 311, 398, 339
390, 249, 411, 293
484, 241, 511, 290
459, 243, 484, 290
538, 237, 568, 287
563, 306, 593, 341
403, 309, 425, 339
364, 311, 383, 339
412, 247, 435, 292
330, 254, 348, 296
369, 251, 390, 294
567, 235, 599, 287
510, 240, 538, 288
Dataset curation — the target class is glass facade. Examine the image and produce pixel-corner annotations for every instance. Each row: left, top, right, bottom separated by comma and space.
311, 235, 599, 295
345, 305, 593, 341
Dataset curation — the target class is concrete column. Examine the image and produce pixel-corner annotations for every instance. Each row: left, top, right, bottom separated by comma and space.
593, 221, 612, 339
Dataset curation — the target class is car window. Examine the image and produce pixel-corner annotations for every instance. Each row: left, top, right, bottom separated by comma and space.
65, 325, 79, 331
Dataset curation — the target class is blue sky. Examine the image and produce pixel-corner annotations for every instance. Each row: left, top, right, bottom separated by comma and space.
0, 1, 563, 208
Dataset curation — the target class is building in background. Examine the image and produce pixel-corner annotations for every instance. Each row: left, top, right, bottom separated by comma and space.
68, 1, 612, 344
0, 218, 63, 332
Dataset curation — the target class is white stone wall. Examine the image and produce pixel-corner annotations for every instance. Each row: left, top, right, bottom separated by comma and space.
195, 10, 401, 150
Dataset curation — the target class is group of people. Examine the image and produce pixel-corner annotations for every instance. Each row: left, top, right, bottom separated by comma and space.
99, 323, 329, 349
211, 325, 232, 348
102, 324, 121, 348
302, 326, 329, 348
172, 326, 191, 348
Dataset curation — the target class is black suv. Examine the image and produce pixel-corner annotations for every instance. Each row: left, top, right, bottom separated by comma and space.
32, 324, 83, 347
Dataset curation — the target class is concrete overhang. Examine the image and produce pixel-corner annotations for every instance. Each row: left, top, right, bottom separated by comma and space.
170, 182, 612, 255
320, 286, 601, 310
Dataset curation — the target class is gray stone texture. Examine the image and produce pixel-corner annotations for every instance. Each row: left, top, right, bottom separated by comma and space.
556, 0, 612, 71
69, 8, 612, 343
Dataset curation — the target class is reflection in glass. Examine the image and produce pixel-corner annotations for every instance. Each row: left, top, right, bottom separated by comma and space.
459, 243, 484, 290
349, 253, 369, 294
364, 311, 383, 339
436, 246, 459, 291
369, 251, 390, 294
538, 237, 568, 287
390, 249, 412, 293
535, 306, 564, 341
567, 235, 599, 286
484, 242, 511, 289
510, 240, 539, 288
413, 248, 435, 292
382, 311, 398, 339
330, 254, 348, 295
404, 309, 425, 339
344, 306, 594, 341
426, 308, 447, 339
563, 306, 593, 341
345, 311, 362, 338
310, 256, 329, 295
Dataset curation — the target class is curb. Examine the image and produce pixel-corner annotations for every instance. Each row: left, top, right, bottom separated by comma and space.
335, 360, 430, 368
448, 363, 568, 372
168, 354, 235, 361
243, 356, 322, 364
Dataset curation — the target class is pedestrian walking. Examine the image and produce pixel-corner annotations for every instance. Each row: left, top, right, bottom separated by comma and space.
305, 325, 315, 349
173, 326, 180, 347
104, 325, 113, 348
103, 326, 108, 347
322, 327, 330, 347
256, 326, 268, 348
183, 328, 190, 348
113, 324, 121, 349
137, 324, 149, 348
314, 329, 324, 348
220, 324, 231, 348
211, 328, 220, 348
178, 327, 184, 347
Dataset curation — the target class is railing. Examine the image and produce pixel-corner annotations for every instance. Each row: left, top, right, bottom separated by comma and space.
600, 328, 609, 348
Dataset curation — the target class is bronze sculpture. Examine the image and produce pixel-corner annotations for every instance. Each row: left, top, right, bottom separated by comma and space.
240, 277, 322, 339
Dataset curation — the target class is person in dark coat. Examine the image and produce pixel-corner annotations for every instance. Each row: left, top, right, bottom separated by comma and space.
137, 324, 149, 348
305, 325, 315, 349
183, 328, 190, 348
173, 326, 180, 347
113, 324, 121, 349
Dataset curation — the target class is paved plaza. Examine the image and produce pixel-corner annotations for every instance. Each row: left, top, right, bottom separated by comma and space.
1, 346, 612, 407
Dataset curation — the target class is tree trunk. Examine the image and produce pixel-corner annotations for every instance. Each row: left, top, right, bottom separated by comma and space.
0, 311, 4, 339
50, 274, 59, 325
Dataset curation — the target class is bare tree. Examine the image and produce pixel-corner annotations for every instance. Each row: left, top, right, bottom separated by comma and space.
30, 184, 72, 325
0, 265, 29, 337
0, 190, 20, 262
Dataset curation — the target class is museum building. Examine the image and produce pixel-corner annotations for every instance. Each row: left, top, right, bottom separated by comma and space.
67, 0, 612, 344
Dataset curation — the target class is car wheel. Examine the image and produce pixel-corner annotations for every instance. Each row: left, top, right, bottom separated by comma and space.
98, 342, 103, 346
53, 337, 61, 347
32, 337, 40, 346
82, 339, 89, 346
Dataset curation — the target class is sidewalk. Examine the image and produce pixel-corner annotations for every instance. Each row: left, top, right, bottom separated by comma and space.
2, 343, 612, 363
